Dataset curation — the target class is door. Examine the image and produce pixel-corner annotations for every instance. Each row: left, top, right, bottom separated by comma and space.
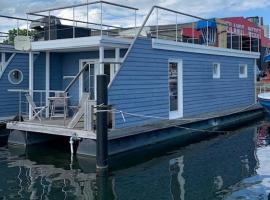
169, 59, 183, 119
80, 61, 97, 100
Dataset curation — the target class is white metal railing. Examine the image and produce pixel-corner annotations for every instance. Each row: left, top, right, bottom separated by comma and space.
25, 1, 138, 41
257, 83, 270, 95
8, 89, 65, 121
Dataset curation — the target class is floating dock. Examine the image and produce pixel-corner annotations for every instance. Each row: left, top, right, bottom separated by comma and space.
6, 105, 264, 156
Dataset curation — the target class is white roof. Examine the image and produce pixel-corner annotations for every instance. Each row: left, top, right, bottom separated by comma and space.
31, 35, 132, 52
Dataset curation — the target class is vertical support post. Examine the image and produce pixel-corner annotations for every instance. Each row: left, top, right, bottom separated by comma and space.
29, 52, 34, 120
1, 52, 5, 68
27, 15, 29, 36
239, 29, 241, 50
257, 36, 260, 52
115, 48, 120, 72
19, 91, 22, 122
230, 28, 233, 49
135, 10, 137, 28
249, 33, 252, 52
96, 74, 108, 173
45, 51, 50, 118
175, 14, 178, 42
192, 22, 195, 44
206, 20, 209, 46
99, 46, 104, 74
17, 20, 19, 36
100, 2, 103, 36
254, 58, 257, 103
87, 0, 89, 28
73, 7, 75, 38
48, 11, 51, 40
156, 8, 159, 39
240, 28, 243, 51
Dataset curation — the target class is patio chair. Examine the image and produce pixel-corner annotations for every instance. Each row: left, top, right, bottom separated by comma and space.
25, 93, 48, 121
50, 92, 68, 119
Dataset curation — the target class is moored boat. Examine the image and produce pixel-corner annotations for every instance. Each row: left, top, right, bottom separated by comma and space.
258, 93, 270, 112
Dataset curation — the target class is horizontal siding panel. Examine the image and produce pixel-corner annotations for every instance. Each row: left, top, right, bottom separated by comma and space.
109, 38, 255, 128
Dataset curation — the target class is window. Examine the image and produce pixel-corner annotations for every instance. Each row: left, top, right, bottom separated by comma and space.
239, 64, 248, 78
169, 62, 178, 112
213, 63, 220, 79
8, 69, 23, 84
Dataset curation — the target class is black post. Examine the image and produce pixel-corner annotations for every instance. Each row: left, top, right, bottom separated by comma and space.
96, 74, 108, 174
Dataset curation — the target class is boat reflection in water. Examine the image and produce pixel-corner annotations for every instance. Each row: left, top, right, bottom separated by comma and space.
110, 127, 258, 200
1, 123, 270, 200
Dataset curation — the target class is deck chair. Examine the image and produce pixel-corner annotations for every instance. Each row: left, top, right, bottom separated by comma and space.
25, 93, 47, 121
67, 93, 90, 128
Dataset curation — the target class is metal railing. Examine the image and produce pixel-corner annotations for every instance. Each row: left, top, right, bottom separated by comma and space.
257, 83, 270, 95
8, 89, 64, 120
25, 1, 139, 41
146, 6, 260, 51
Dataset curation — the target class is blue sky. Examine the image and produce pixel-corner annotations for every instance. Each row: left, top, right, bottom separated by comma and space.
0, 0, 269, 36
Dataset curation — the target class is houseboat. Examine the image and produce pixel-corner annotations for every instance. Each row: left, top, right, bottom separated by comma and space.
6, 2, 262, 156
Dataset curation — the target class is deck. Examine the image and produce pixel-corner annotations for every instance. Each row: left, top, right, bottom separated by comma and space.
109, 105, 264, 140
7, 118, 96, 139
6, 105, 264, 142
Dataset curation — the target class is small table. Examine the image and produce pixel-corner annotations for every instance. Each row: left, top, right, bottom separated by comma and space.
48, 96, 71, 120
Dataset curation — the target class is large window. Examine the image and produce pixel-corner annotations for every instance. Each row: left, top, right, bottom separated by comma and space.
169, 62, 178, 112
213, 63, 220, 79
239, 64, 248, 78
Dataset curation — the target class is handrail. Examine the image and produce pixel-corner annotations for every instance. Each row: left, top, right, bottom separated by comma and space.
64, 63, 89, 93
29, 13, 122, 30
108, 6, 156, 88
28, 0, 139, 14
108, 5, 261, 88
8, 89, 65, 93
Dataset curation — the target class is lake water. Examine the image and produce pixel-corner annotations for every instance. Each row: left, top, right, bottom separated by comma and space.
1, 119, 270, 200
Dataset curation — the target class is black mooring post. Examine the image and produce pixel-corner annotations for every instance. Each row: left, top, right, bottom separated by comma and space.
96, 74, 108, 174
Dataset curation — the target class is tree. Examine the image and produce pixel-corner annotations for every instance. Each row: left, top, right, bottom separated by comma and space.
3, 28, 37, 45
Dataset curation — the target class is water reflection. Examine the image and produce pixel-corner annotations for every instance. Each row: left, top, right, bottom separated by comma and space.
111, 127, 258, 200
0, 146, 96, 199
1, 122, 270, 200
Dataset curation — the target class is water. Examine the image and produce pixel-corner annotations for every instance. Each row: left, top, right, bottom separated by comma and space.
1, 119, 270, 199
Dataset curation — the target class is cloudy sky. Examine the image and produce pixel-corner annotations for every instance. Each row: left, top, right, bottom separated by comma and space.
0, 0, 269, 34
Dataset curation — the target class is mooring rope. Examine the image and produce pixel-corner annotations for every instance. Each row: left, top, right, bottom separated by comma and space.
94, 103, 260, 134
95, 103, 259, 122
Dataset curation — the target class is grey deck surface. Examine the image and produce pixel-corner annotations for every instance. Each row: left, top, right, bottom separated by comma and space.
6, 105, 264, 140
25, 118, 83, 128
109, 105, 264, 140
7, 117, 95, 139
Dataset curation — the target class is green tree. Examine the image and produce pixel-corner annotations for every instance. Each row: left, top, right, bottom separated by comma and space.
3, 28, 37, 45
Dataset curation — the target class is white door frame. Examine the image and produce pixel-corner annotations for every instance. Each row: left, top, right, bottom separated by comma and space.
169, 59, 183, 119
79, 59, 99, 100
79, 59, 117, 100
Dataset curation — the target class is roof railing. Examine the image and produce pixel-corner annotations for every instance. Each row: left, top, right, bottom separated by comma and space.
25, 1, 139, 40
108, 5, 261, 87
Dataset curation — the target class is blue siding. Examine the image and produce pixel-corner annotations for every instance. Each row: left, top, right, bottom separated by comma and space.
109, 38, 255, 128
61, 50, 118, 105
33, 50, 121, 106
0, 53, 29, 118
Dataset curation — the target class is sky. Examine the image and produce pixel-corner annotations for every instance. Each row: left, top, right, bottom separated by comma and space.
0, 0, 269, 36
